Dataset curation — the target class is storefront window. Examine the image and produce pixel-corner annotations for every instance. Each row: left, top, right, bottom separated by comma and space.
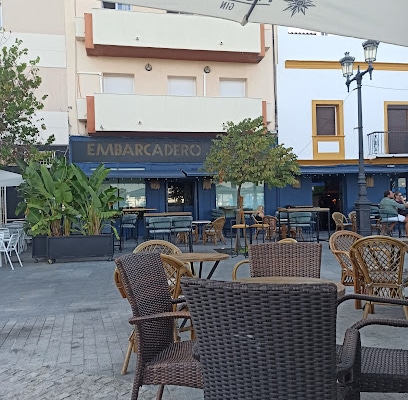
105, 179, 146, 209
216, 182, 264, 209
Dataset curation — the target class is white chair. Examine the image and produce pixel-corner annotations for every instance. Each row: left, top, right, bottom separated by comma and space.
0, 233, 23, 270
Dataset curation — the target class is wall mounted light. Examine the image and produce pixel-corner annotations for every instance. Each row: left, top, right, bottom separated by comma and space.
203, 178, 212, 190
150, 180, 160, 190
203, 66, 211, 74
145, 63, 152, 71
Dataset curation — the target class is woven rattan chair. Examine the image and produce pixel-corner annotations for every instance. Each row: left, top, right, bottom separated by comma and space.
338, 293, 408, 395
203, 216, 226, 245
114, 239, 185, 375
232, 241, 322, 281
115, 253, 202, 400
350, 235, 408, 319
329, 230, 364, 309
252, 215, 278, 242
181, 278, 360, 400
332, 212, 353, 231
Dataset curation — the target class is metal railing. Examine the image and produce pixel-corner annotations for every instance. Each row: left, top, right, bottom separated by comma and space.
367, 131, 408, 155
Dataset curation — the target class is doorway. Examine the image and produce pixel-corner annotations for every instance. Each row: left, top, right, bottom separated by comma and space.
312, 175, 342, 230
167, 181, 195, 214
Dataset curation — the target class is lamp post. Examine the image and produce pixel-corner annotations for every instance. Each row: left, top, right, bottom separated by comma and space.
339, 40, 379, 237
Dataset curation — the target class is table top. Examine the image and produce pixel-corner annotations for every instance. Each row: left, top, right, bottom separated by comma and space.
192, 220, 211, 225
277, 207, 330, 213
172, 252, 229, 263
238, 276, 345, 298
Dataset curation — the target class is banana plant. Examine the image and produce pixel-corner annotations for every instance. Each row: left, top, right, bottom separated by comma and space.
16, 157, 121, 237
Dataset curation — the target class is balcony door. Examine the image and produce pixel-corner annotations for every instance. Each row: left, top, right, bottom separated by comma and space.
387, 103, 408, 154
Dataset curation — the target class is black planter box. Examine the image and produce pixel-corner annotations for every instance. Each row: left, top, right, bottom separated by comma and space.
32, 234, 114, 263
32, 236, 47, 262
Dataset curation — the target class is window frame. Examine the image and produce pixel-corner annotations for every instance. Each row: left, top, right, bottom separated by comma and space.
312, 100, 343, 137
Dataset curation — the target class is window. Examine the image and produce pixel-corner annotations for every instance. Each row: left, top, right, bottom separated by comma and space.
386, 103, 408, 154
216, 182, 264, 209
103, 74, 134, 94
0, 1, 3, 30
102, 2, 131, 10
105, 179, 146, 209
168, 77, 196, 96
312, 101, 343, 136
219, 79, 246, 97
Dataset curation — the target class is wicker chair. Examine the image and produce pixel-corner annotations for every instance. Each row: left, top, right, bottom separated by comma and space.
181, 278, 360, 400
329, 230, 363, 309
203, 216, 226, 245
350, 235, 408, 319
252, 215, 278, 242
115, 253, 202, 400
332, 212, 353, 231
232, 241, 322, 281
338, 293, 408, 395
113, 239, 184, 375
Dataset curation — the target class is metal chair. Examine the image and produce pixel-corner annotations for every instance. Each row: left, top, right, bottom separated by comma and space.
120, 213, 138, 243
147, 217, 172, 241
171, 215, 194, 251
181, 278, 360, 400
115, 253, 202, 399
288, 211, 315, 241
232, 241, 322, 281
0, 233, 23, 270
350, 235, 408, 319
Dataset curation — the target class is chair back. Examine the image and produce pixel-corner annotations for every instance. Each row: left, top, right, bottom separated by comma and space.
181, 278, 339, 399
329, 230, 362, 286
133, 239, 182, 255
288, 211, 312, 224
209, 216, 225, 230
248, 242, 322, 278
171, 216, 193, 230
115, 253, 175, 359
121, 213, 138, 227
350, 235, 408, 299
148, 216, 172, 229
160, 254, 193, 300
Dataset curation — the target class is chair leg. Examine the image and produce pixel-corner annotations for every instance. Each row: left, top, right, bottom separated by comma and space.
121, 330, 136, 375
404, 305, 408, 320
156, 385, 164, 400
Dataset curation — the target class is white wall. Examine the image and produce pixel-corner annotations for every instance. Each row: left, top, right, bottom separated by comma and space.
276, 27, 408, 160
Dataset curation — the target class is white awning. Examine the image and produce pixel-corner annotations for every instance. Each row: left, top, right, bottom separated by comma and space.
121, 0, 408, 47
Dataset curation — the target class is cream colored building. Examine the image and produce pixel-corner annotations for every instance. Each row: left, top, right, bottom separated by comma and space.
3, 1, 275, 220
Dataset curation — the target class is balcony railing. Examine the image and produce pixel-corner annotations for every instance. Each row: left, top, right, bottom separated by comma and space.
367, 131, 408, 156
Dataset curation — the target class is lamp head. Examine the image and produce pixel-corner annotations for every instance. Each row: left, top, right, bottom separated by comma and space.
362, 40, 380, 66
339, 51, 355, 78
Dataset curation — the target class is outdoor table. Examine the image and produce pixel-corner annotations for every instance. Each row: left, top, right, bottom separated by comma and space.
172, 252, 229, 279
192, 220, 211, 243
238, 276, 345, 298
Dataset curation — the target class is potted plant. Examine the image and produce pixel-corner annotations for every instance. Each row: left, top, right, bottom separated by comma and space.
16, 157, 122, 263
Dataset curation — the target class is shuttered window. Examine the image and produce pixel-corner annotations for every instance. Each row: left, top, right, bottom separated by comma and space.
316, 105, 336, 136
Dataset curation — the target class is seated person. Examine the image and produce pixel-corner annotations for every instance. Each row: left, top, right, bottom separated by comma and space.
379, 190, 408, 235
395, 191, 408, 217
254, 205, 265, 222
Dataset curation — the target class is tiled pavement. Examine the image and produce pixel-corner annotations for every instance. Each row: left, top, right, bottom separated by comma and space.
0, 235, 407, 399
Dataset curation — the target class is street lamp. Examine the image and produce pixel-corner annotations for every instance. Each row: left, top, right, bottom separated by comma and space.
339, 40, 380, 236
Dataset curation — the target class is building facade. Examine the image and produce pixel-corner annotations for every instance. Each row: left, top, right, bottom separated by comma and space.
4, 1, 408, 224
275, 26, 408, 216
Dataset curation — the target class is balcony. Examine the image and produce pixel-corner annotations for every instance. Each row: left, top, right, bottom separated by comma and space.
80, 9, 267, 63
367, 131, 408, 156
81, 94, 270, 134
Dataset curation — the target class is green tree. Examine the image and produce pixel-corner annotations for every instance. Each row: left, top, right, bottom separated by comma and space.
0, 38, 54, 166
203, 116, 300, 207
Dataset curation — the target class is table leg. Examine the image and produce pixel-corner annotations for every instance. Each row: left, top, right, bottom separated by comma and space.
206, 261, 221, 280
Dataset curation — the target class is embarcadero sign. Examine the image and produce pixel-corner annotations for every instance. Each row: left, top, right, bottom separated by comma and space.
70, 137, 213, 163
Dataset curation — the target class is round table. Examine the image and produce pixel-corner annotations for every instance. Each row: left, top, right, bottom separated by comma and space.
238, 276, 345, 298
172, 252, 229, 279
